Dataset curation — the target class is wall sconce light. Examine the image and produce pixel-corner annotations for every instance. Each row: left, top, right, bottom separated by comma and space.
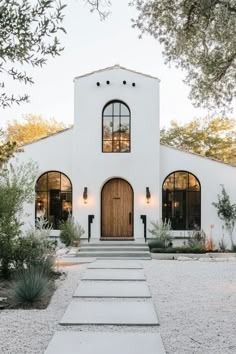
83, 187, 88, 204
37, 200, 44, 210
146, 187, 151, 204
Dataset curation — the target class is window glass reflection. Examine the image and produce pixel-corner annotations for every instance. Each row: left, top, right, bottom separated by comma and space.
35, 172, 72, 230
36, 174, 47, 191
162, 172, 201, 230
103, 104, 112, 116
102, 101, 130, 153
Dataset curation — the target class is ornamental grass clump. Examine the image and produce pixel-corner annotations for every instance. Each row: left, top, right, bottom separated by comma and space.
14, 215, 56, 275
60, 215, 85, 247
13, 267, 49, 306
148, 219, 172, 249
188, 229, 206, 248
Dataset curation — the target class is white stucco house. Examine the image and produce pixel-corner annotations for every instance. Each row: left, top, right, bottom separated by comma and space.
16, 65, 236, 247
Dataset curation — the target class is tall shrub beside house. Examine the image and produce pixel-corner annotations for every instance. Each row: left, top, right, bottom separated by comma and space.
0, 161, 38, 278
212, 185, 236, 250
60, 215, 85, 247
148, 219, 172, 250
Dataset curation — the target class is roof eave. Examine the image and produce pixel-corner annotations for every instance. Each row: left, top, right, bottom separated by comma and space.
74, 64, 160, 82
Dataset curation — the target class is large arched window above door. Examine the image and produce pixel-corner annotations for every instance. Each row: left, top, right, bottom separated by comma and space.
102, 100, 131, 152
162, 171, 201, 230
35, 171, 72, 230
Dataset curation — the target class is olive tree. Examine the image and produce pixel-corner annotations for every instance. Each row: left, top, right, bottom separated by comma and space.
212, 185, 236, 249
0, 160, 38, 278
131, 0, 236, 110
0, 0, 66, 108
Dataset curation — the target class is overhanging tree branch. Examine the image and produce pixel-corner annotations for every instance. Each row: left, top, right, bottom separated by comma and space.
0, 0, 66, 108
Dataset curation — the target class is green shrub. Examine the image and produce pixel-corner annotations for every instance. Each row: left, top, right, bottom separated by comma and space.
13, 267, 49, 306
232, 244, 236, 252
38, 256, 55, 276
188, 229, 206, 249
218, 237, 227, 252
148, 239, 166, 250
148, 219, 172, 247
0, 161, 38, 278
14, 218, 56, 273
212, 185, 236, 250
151, 247, 174, 253
60, 216, 85, 247
151, 246, 207, 253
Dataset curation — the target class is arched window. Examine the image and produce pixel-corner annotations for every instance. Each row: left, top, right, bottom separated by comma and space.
35, 171, 72, 229
162, 171, 201, 230
102, 100, 130, 152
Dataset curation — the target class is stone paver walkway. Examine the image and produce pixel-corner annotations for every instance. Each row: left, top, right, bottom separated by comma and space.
45, 332, 166, 354
88, 260, 143, 269
73, 280, 151, 297
60, 301, 159, 325
82, 268, 146, 280
45, 260, 166, 353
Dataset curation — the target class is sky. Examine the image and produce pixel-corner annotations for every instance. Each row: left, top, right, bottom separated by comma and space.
0, 0, 234, 130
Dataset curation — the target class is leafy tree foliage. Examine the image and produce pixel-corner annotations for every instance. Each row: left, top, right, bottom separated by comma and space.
0, 0, 66, 108
131, 0, 236, 109
86, 0, 111, 20
0, 129, 20, 166
0, 161, 38, 278
7, 114, 67, 146
160, 116, 236, 165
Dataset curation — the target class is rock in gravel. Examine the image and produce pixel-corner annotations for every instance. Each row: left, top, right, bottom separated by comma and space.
177, 256, 193, 261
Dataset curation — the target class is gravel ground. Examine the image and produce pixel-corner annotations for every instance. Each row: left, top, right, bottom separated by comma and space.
0, 260, 236, 354
144, 260, 236, 354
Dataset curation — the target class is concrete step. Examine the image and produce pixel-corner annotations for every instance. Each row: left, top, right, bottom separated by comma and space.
77, 251, 151, 259
79, 246, 149, 252
73, 281, 151, 297
76, 240, 151, 259
45, 332, 166, 354
82, 269, 146, 281
60, 301, 159, 325
81, 241, 147, 246
88, 260, 143, 268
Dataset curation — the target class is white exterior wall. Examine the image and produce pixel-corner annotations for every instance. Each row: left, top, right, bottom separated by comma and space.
73, 68, 160, 239
12, 66, 236, 247
160, 145, 236, 247
15, 128, 73, 234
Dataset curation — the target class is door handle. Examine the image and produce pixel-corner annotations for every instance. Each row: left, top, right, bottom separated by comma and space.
129, 212, 132, 225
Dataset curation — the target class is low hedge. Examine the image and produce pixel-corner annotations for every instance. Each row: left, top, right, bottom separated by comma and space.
148, 239, 165, 250
151, 247, 208, 254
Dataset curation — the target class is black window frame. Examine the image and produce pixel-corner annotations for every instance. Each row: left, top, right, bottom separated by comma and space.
102, 100, 131, 153
162, 171, 201, 230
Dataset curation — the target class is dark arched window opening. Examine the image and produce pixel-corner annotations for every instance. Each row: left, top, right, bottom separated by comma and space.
102, 100, 131, 152
162, 171, 201, 230
35, 171, 72, 229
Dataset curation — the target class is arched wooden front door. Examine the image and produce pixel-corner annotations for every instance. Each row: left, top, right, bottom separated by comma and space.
101, 178, 133, 239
